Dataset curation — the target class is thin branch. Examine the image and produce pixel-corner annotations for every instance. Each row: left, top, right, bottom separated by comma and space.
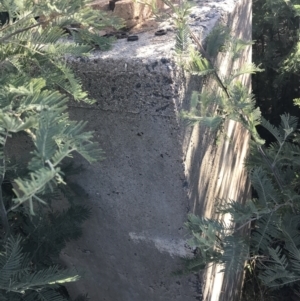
189, 29, 231, 99
0, 131, 10, 238
0, 22, 42, 43
235, 217, 257, 232
257, 145, 285, 191
0, 11, 35, 33
0, 13, 60, 44
0, 187, 10, 238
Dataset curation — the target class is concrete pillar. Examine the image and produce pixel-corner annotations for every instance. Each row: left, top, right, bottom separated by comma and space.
62, 0, 252, 300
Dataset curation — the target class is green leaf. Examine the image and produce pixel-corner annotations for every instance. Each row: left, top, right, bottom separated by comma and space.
0, 237, 27, 290
206, 25, 230, 58
12, 167, 60, 212
250, 167, 279, 206
0, 114, 37, 133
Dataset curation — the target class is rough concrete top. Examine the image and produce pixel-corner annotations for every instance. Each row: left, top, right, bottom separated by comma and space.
87, 0, 238, 61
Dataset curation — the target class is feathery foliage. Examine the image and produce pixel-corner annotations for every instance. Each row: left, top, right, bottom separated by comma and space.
253, 0, 300, 129
168, 1, 300, 299
0, 0, 122, 299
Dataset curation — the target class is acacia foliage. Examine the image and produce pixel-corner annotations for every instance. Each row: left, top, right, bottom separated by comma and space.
167, 0, 300, 299
0, 1, 122, 300
253, 0, 300, 124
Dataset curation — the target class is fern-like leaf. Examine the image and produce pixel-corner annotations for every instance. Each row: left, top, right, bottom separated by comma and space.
259, 246, 299, 288
250, 167, 279, 206
206, 25, 230, 58
0, 236, 28, 290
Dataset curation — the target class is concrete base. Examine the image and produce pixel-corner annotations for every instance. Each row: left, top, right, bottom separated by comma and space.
62, 0, 252, 300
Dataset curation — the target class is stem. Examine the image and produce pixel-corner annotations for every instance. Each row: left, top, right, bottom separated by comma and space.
0, 187, 9, 237
0, 13, 59, 44
189, 29, 231, 99
257, 145, 285, 191
0, 132, 10, 238
272, 140, 285, 168
0, 22, 42, 43
0, 11, 35, 32
234, 201, 291, 238
235, 217, 257, 232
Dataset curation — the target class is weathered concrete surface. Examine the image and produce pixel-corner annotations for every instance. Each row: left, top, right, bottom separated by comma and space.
64, 58, 202, 301
185, 1, 252, 301
61, 0, 252, 300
